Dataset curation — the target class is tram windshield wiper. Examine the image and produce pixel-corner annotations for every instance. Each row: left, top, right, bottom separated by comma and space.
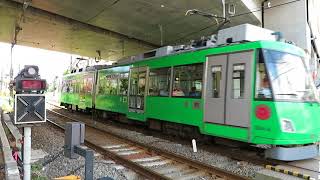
275, 93, 298, 96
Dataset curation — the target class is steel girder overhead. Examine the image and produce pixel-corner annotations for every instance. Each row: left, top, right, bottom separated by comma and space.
0, 0, 262, 61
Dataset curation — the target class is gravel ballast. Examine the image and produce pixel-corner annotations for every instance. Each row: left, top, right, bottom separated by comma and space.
83, 120, 264, 179
31, 123, 129, 179
48, 106, 265, 179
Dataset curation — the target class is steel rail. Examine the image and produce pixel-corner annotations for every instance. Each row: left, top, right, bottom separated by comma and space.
47, 102, 319, 180
46, 108, 249, 180
46, 117, 170, 180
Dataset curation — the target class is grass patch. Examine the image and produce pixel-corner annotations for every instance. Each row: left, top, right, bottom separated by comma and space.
31, 163, 47, 180
31, 163, 42, 171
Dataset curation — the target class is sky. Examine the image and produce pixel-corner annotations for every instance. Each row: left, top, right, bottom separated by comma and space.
0, 42, 77, 84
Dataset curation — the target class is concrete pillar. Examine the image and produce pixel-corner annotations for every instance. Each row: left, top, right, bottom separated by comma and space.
264, 0, 310, 50
307, 0, 320, 78
240, 0, 262, 23
263, 0, 319, 75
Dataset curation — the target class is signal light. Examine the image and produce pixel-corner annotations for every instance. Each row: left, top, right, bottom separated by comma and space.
27, 67, 36, 76
255, 105, 271, 120
20, 80, 46, 91
23, 65, 39, 78
13, 65, 46, 94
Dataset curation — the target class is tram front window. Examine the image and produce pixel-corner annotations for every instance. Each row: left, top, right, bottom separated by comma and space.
259, 49, 319, 102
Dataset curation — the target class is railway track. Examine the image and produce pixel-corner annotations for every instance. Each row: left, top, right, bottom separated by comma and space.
46, 102, 319, 180
46, 107, 249, 180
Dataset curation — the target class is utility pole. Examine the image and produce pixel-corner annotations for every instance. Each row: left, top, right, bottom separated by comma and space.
9, 44, 14, 97
70, 55, 73, 72
0, 70, 3, 93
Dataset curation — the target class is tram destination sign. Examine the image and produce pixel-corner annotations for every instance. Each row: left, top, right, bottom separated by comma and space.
14, 94, 46, 125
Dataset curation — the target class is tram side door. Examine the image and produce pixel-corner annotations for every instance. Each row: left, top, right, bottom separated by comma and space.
128, 66, 148, 113
204, 55, 227, 124
204, 51, 253, 128
225, 51, 253, 128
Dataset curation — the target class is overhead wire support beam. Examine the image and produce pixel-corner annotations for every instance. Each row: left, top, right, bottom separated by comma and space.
5, 0, 159, 48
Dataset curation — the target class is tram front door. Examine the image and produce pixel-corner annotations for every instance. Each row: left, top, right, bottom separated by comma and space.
204, 51, 253, 128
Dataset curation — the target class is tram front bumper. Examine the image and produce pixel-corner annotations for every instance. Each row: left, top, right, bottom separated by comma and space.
265, 144, 319, 161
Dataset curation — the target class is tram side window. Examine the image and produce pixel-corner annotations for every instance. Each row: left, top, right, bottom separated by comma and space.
211, 66, 222, 98
98, 73, 118, 95
119, 72, 129, 95
83, 77, 93, 94
62, 80, 68, 93
71, 79, 77, 93
77, 79, 81, 94
138, 72, 146, 96
77, 79, 81, 93
86, 77, 93, 93
66, 80, 71, 93
68, 80, 72, 93
79, 79, 85, 94
232, 64, 245, 99
172, 63, 203, 98
256, 51, 272, 99
106, 74, 118, 95
98, 75, 105, 94
149, 67, 171, 97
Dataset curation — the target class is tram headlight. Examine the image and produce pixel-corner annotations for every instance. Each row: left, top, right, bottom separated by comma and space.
280, 119, 295, 133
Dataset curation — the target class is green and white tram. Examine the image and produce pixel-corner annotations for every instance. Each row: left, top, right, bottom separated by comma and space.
60, 24, 320, 161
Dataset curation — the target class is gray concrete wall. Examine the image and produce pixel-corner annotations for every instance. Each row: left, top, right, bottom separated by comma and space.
308, 0, 320, 76
308, 0, 320, 50
240, 0, 262, 23
264, 0, 310, 50
264, 0, 319, 73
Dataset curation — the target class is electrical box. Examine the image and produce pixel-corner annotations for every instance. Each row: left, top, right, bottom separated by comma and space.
64, 122, 85, 159
14, 94, 46, 125
216, 24, 277, 45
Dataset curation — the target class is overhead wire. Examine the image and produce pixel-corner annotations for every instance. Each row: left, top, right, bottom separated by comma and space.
86, 0, 121, 23
130, 0, 217, 41
98, 0, 304, 54
168, 20, 224, 45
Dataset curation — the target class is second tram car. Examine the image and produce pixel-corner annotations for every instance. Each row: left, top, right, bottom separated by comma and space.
60, 24, 320, 161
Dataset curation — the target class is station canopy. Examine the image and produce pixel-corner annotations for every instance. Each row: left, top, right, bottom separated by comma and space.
0, 0, 262, 61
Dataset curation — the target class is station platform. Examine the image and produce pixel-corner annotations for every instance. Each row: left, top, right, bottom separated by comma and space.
255, 169, 303, 180
274, 160, 319, 180
255, 156, 319, 180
